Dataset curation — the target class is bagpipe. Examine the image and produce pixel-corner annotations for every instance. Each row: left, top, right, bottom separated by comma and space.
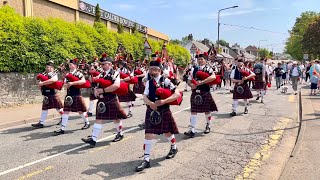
240, 69, 255, 81
94, 78, 129, 95
191, 71, 221, 86
155, 88, 183, 106
119, 72, 139, 84
36, 70, 64, 90
65, 73, 91, 89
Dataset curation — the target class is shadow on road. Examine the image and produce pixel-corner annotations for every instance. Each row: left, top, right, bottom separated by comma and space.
212, 126, 298, 136
81, 157, 166, 179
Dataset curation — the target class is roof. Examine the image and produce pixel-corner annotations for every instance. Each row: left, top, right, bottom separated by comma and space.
221, 52, 234, 59
245, 45, 258, 51
183, 41, 209, 54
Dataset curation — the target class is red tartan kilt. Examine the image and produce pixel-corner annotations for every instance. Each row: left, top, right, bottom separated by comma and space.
145, 106, 179, 135
190, 91, 218, 113
233, 83, 253, 99
42, 95, 63, 110
96, 94, 127, 120
254, 82, 266, 90
63, 96, 87, 112
118, 86, 137, 102
133, 81, 145, 94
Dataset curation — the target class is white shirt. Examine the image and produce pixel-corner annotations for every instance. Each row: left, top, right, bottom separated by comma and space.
230, 67, 254, 79
47, 71, 58, 81
143, 75, 175, 96
291, 67, 300, 77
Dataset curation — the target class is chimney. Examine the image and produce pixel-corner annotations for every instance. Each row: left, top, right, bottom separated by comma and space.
188, 34, 193, 41
202, 38, 210, 47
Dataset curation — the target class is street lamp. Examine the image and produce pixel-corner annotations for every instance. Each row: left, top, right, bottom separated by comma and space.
217, 5, 238, 51
258, 40, 267, 59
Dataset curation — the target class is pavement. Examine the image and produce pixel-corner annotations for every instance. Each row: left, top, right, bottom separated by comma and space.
0, 84, 299, 180
280, 86, 320, 180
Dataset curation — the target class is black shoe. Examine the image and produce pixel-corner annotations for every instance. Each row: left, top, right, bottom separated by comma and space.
244, 108, 248, 114
112, 132, 124, 142
127, 111, 133, 118
230, 111, 237, 117
135, 160, 150, 172
184, 130, 195, 138
138, 122, 145, 129
81, 123, 90, 130
230, 90, 234, 93
56, 118, 62, 125
184, 89, 188, 92
87, 112, 93, 117
53, 129, 64, 136
81, 137, 96, 147
261, 100, 264, 103
204, 123, 211, 134
166, 146, 178, 159
31, 122, 44, 128
256, 96, 260, 100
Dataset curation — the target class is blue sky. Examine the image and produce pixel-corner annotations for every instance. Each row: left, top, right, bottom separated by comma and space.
84, 0, 320, 53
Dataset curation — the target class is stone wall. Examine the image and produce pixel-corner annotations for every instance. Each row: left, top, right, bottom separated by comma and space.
0, 73, 67, 108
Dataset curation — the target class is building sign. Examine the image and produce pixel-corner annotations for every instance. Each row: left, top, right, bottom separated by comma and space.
79, 1, 147, 33
190, 43, 197, 54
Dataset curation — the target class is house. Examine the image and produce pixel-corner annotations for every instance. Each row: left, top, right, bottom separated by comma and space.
245, 45, 259, 57
230, 43, 256, 62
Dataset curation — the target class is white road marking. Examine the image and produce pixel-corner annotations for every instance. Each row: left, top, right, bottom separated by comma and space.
0, 107, 190, 177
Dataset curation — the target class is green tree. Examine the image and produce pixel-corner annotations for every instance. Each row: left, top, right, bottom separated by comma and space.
216, 39, 228, 47
302, 17, 320, 59
117, 23, 124, 34
94, 4, 101, 23
170, 39, 182, 45
259, 48, 269, 59
131, 23, 137, 34
285, 11, 319, 60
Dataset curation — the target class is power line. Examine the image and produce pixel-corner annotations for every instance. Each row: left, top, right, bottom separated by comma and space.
221, 23, 288, 35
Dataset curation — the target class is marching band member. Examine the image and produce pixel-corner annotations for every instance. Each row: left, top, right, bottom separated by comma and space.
184, 53, 218, 138
54, 58, 90, 135
230, 59, 256, 116
135, 59, 180, 172
82, 57, 127, 147
254, 58, 267, 103
32, 61, 64, 128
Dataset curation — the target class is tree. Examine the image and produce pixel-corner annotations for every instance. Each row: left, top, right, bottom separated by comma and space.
216, 39, 228, 47
131, 23, 137, 34
259, 48, 269, 59
117, 23, 124, 34
302, 17, 320, 58
94, 4, 101, 23
170, 39, 182, 45
285, 11, 319, 60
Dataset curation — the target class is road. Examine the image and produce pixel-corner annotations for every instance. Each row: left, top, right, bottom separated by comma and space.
0, 87, 298, 180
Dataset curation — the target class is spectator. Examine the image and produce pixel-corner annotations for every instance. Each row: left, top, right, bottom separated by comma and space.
273, 63, 283, 89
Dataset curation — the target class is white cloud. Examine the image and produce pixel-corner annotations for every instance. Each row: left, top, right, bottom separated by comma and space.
112, 3, 136, 10
208, 8, 266, 19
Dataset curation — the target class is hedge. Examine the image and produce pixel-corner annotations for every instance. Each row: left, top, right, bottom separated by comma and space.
0, 6, 190, 73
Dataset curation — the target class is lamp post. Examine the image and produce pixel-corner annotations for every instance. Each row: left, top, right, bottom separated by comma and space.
217, 6, 238, 51
258, 40, 267, 59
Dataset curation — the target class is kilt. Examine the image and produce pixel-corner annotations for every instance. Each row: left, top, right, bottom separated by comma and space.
96, 94, 127, 120
145, 106, 179, 135
233, 83, 253, 99
63, 96, 87, 112
89, 88, 97, 101
190, 90, 218, 113
118, 87, 137, 102
254, 82, 266, 90
133, 81, 145, 94
42, 95, 63, 110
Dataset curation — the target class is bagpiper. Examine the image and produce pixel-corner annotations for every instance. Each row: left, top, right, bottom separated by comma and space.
54, 58, 90, 135
135, 58, 180, 172
32, 61, 64, 128
184, 53, 218, 138
230, 59, 256, 116
81, 56, 128, 147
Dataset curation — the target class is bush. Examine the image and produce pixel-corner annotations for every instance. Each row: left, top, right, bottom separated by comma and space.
0, 6, 190, 72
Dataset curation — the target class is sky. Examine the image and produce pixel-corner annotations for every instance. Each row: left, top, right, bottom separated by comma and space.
84, 0, 320, 53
